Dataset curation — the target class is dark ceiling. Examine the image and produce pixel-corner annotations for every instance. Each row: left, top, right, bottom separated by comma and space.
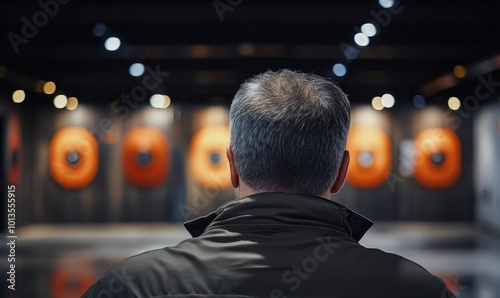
1, 0, 500, 107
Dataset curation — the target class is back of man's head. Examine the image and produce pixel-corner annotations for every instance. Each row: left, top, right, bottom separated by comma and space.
229, 69, 350, 196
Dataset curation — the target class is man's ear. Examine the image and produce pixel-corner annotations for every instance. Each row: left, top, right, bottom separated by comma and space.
330, 150, 350, 194
226, 143, 239, 188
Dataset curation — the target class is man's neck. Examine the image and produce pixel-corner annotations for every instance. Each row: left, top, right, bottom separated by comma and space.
234, 181, 332, 201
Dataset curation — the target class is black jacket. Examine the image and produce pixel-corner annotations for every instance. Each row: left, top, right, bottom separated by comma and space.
82, 193, 455, 298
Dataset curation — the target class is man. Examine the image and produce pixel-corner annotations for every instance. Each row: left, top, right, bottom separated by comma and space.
83, 70, 455, 297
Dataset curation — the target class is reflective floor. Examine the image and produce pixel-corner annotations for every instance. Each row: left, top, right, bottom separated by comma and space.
2, 223, 500, 298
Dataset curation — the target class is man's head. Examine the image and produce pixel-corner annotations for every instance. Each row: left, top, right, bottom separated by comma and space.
227, 69, 351, 199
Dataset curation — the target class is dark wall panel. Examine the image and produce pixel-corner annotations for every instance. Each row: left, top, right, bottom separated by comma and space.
474, 103, 500, 230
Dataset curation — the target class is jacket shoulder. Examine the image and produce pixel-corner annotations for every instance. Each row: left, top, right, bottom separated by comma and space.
81, 247, 178, 297
352, 247, 455, 297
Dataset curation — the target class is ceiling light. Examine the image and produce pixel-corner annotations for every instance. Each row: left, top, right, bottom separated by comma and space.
12, 90, 25, 103
413, 95, 425, 108
104, 37, 121, 51
379, 0, 394, 8
43, 81, 56, 94
66, 97, 78, 110
453, 65, 466, 79
354, 33, 369, 47
361, 23, 377, 37
54, 95, 68, 109
332, 63, 347, 77
93, 23, 106, 37
381, 93, 395, 108
448, 97, 461, 110
129, 63, 145, 77
371, 96, 384, 110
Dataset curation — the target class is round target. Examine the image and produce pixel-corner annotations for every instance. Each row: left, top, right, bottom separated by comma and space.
49, 127, 98, 189
7, 114, 21, 185
346, 126, 392, 189
413, 127, 461, 189
50, 268, 95, 298
122, 127, 169, 188
189, 125, 231, 189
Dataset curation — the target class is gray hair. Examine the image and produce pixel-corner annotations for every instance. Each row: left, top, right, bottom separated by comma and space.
229, 69, 350, 196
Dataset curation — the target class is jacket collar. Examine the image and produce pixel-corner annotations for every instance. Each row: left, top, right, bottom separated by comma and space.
184, 192, 373, 242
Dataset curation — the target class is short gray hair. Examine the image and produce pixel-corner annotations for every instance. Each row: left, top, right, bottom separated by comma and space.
229, 70, 350, 196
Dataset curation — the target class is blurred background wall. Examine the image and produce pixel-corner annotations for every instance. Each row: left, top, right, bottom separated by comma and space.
1, 0, 500, 297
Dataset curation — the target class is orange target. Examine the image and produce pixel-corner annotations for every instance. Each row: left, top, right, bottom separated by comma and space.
346, 126, 392, 189
50, 267, 95, 298
122, 127, 169, 188
413, 127, 461, 189
189, 125, 231, 189
7, 114, 21, 185
49, 127, 98, 189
